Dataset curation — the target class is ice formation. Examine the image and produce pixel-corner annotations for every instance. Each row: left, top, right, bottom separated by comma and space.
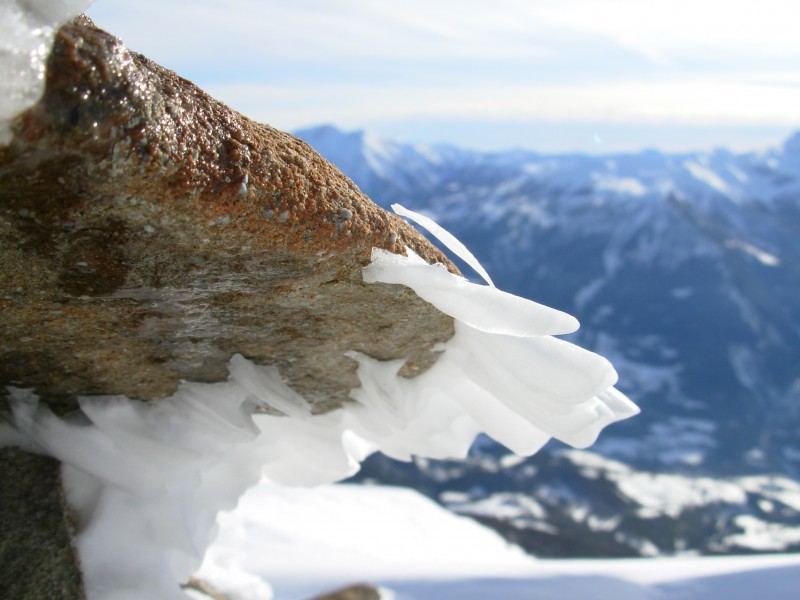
0, 0, 92, 144
3, 204, 637, 599
0, 3, 637, 596
391, 203, 496, 287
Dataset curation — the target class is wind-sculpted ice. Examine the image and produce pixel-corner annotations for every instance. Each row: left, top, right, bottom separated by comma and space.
391, 203, 496, 287
4, 381, 370, 600
364, 247, 579, 336
353, 203, 638, 456
1, 205, 637, 599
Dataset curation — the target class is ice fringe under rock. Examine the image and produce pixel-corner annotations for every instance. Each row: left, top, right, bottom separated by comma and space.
0, 1, 638, 595
2, 204, 637, 599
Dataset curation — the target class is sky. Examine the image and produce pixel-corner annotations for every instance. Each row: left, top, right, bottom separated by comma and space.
86, 0, 800, 153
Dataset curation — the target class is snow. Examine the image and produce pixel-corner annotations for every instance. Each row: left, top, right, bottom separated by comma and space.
499, 453, 528, 469
363, 248, 579, 337
617, 473, 747, 519
725, 516, 800, 552
724, 239, 781, 266
593, 174, 648, 197
574, 277, 606, 311
5, 5, 800, 598
738, 476, 800, 512
558, 448, 800, 544
728, 344, 760, 391
0, 9, 639, 597
198, 480, 800, 600
571, 450, 753, 520
449, 492, 547, 522
683, 160, 731, 195
199, 483, 535, 594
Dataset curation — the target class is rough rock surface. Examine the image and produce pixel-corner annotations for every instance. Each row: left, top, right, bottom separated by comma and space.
182, 576, 229, 600
1, 15, 459, 599
0, 448, 85, 599
0, 16, 456, 416
308, 583, 382, 600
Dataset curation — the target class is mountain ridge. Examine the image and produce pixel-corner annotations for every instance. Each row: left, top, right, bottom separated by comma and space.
295, 124, 800, 473
295, 124, 800, 557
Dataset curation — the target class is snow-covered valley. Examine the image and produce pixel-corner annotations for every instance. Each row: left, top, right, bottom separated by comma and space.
297, 125, 800, 558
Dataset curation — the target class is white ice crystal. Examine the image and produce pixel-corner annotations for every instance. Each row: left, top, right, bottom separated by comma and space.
1, 205, 637, 599
0, 5, 637, 594
390, 203, 496, 287
354, 203, 637, 455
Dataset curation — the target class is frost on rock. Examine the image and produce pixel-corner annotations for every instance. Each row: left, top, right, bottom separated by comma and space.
0, 0, 91, 144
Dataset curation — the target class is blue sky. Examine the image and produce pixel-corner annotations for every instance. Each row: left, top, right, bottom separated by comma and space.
87, 0, 800, 153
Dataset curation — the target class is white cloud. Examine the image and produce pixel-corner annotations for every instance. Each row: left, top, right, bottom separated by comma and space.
86, 0, 800, 149
209, 79, 800, 132
532, 0, 800, 64
88, 0, 556, 64
89, 0, 800, 65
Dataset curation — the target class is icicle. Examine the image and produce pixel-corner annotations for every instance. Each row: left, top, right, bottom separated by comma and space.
392, 203, 496, 287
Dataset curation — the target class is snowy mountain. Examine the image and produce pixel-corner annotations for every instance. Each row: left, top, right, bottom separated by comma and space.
295, 125, 800, 556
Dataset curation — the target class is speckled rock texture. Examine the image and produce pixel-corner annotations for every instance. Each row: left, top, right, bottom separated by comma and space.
0, 15, 456, 417
1, 15, 458, 597
182, 576, 229, 600
0, 448, 85, 599
308, 583, 382, 600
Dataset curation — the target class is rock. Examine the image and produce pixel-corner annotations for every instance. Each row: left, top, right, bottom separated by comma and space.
308, 583, 382, 600
1, 14, 460, 598
0, 15, 456, 416
181, 576, 229, 600
0, 447, 85, 599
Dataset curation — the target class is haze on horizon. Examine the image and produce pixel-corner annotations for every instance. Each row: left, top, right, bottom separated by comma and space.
87, 0, 800, 154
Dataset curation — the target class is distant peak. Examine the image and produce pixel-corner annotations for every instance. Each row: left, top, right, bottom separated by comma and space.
781, 130, 800, 155
294, 124, 366, 140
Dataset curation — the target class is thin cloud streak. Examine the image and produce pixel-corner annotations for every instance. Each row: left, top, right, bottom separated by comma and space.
209, 80, 800, 131
86, 0, 800, 151
534, 0, 800, 64
88, 0, 800, 67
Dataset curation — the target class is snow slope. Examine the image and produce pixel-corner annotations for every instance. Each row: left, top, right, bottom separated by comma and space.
197, 482, 537, 598
198, 481, 800, 600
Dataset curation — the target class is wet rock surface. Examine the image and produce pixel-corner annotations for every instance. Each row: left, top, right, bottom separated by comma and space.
0, 16, 456, 415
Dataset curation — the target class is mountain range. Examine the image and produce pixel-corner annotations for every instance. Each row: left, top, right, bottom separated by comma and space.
295, 125, 800, 557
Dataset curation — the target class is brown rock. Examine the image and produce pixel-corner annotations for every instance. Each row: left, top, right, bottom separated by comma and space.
182, 576, 229, 600
0, 448, 85, 599
308, 583, 383, 600
0, 15, 456, 415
